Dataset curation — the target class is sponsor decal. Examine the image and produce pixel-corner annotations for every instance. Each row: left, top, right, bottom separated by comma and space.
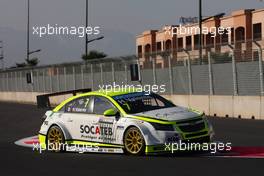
80, 125, 113, 135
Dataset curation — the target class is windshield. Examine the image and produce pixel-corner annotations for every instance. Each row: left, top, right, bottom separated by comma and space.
112, 92, 175, 114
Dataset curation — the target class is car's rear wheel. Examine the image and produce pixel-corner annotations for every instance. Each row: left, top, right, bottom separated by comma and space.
46, 126, 65, 152
124, 127, 145, 155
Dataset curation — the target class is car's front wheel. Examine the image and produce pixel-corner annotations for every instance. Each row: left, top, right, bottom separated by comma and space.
124, 127, 145, 155
46, 126, 65, 152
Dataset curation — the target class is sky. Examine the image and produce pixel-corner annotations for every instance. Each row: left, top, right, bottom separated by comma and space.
0, 0, 264, 67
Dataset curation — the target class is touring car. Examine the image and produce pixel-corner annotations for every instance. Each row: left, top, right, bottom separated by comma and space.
38, 89, 214, 155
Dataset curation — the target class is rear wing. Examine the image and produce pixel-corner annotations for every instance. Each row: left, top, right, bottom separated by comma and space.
36, 88, 92, 109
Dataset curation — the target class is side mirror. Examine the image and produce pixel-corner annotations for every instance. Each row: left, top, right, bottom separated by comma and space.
103, 108, 118, 117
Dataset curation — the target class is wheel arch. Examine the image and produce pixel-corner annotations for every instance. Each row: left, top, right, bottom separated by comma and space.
122, 122, 150, 146
47, 122, 72, 141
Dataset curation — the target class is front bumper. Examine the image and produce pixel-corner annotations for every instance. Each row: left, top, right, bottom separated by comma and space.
145, 135, 212, 154
38, 133, 47, 149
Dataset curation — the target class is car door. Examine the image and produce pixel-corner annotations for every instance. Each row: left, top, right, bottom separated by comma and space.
91, 96, 121, 144
61, 96, 98, 141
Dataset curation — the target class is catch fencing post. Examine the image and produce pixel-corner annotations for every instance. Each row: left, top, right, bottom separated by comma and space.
168, 54, 174, 94
152, 55, 157, 85
6, 72, 9, 91
56, 67, 60, 92
208, 52, 214, 95
21, 71, 23, 92
15, 72, 18, 91
0, 73, 1, 91
100, 63, 103, 86
49, 68, 53, 93
232, 53, 238, 95
112, 62, 115, 83
227, 44, 238, 95
124, 63, 128, 84
81, 64, 84, 89
259, 49, 264, 96
42, 68, 46, 92
64, 67, 67, 91
72, 66, 76, 90
183, 49, 193, 95
31, 70, 34, 92
253, 41, 264, 96
36, 69, 39, 92
90, 64, 94, 90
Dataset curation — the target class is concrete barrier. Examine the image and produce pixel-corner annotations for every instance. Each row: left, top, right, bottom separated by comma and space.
0, 91, 263, 119
233, 96, 261, 119
163, 94, 264, 119
209, 96, 234, 118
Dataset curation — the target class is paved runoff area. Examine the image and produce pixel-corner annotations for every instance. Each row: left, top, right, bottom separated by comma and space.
0, 102, 264, 176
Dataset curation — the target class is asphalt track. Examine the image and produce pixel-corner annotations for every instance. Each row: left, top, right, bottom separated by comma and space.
0, 102, 264, 176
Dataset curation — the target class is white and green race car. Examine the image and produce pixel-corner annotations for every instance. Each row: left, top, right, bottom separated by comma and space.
38, 89, 214, 155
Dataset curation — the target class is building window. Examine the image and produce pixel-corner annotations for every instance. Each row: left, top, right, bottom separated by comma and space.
144, 44, 151, 53
231, 28, 234, 44
186, 36, 192, 51
194, 35, 199, 50
221, 29, 229, 45
156, 42, 162, 51
137, 45, 142, 57
206, 33, 214, 48
177, 37, 183, 51
165, 40, 172, 51
235, 27, 245, 42
137, 45, 142, 53
253, 23, 262, 41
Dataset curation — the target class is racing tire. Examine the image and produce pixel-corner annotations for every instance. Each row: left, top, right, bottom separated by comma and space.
124, 127, 145, 156
46, 126, 65, 152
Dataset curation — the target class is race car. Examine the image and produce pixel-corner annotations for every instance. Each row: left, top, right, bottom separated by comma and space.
38, 89, 214, 155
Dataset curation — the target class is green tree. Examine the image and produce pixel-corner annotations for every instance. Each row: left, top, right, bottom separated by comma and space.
16, 62, 27, 68
26, 57, 39, 66
82, 50, 107, 61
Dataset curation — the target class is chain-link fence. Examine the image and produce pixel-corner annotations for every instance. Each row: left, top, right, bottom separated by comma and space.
0, 48, 264, 96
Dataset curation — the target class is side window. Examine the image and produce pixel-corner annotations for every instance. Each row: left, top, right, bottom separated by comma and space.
93, 96, 115, 115
65, 96, 92, 114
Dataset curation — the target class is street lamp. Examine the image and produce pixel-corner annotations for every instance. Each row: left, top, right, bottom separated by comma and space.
87, 36, 104, 44
28, 49, 41, 56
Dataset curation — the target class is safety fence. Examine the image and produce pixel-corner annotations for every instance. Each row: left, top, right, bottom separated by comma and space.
0, 48, 264, 96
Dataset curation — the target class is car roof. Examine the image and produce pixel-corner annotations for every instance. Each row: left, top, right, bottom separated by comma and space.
53, 88, 138, 112
81, 88, 138, 97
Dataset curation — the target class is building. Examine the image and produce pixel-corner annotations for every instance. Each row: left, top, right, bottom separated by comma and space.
136, 8, 264, 68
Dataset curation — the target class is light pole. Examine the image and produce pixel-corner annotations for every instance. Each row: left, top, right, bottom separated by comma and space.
27, 0, 30, 61
199, 0, 202, 64
85, 0, 88, 56
26, 0, 41, 62
0, 41, 4, 70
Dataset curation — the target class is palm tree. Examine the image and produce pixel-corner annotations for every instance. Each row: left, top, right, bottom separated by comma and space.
82, 50, 107, 61
26, 57, 39, 66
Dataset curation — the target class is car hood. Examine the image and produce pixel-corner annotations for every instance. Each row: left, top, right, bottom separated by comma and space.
133, 107, 201, 121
